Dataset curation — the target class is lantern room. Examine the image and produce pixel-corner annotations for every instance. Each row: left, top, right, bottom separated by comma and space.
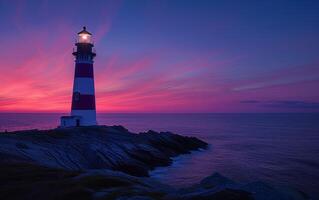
77, 26, 92, 44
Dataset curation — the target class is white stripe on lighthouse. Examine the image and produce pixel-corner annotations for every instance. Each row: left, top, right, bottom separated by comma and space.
71, 110, 97, 125
73, 78, 95, 95
76, 59, 93, 64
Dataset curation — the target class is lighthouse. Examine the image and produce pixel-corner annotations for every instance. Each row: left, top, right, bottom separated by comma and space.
60, 27, 97, 127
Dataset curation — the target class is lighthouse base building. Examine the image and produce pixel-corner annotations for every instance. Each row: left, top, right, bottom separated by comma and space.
60, 27, 97, 127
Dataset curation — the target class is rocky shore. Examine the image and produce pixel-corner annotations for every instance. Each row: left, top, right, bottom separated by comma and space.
0, 126, 309, 199
0, 126, 207, 176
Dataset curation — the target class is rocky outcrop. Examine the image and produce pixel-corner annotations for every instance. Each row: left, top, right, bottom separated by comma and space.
172, 173, 308, 200
0, 125, 207, 176
0, 162, 308, 200
0, 126, 308, 200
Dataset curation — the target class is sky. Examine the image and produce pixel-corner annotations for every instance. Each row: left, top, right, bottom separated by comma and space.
0, 0, 318, 113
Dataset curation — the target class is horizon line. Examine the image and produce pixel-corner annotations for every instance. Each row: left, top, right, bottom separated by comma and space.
0, 112, 318, 114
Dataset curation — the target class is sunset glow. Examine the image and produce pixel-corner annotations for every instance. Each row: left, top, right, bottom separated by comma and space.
0, 1, 318, 113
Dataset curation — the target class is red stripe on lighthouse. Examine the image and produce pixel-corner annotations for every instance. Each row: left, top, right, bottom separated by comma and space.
74, 63, 94, 78
71, 94, 96, 110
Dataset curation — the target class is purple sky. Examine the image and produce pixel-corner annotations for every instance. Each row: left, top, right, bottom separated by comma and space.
0, 0, 318, 112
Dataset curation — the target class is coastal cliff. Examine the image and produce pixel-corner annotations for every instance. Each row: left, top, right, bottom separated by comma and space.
0, 126, 308, 200
0, 126, 207, 176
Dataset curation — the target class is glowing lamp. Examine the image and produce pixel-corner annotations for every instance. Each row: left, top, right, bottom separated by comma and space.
78, 26, 92, 43
82, 34, 88, 40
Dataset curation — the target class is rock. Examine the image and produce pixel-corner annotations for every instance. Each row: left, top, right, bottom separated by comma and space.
170, 172, 308, 200
181, 189, 253, 200
0, 126, 208, 177
0, 160, 309, 200
200, 172, 236, 189
240, 181, 310, 200
0, 126, 309, 200
117, 196, 154, 200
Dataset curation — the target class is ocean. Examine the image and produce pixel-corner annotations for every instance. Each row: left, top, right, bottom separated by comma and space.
0, 113, 318, 198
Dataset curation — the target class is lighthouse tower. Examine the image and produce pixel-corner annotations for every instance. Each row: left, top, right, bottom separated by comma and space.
60, 27, 97, 127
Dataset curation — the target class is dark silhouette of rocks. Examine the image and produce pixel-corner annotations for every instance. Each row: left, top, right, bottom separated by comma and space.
0, 125, 207, 177
0, 126, 308, 199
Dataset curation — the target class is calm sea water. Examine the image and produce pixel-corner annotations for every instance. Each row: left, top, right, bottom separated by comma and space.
0, 113, 318, 198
